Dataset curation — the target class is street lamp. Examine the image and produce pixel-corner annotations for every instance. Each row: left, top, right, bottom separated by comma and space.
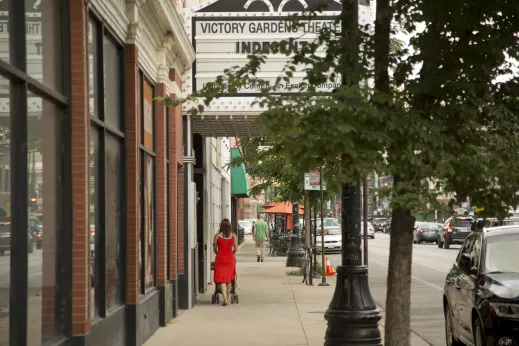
286, 202, 305, 267
323, 0, 382, 344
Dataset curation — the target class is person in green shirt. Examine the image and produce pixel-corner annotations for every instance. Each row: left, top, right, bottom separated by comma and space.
253, 216, 269, 262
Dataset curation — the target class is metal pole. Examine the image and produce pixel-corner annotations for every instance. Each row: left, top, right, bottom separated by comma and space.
363, 176, 368, 266
318, 167, 329, 286
324, 0, 381, 344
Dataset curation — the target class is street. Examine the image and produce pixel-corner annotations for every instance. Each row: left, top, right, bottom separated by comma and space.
328, 233, 460, 346
0, 249, 43, 310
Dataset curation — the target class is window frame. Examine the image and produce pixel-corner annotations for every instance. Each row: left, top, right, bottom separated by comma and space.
139, 71, 157, 294
0, 0, 72, 343
89, 11, 127, 317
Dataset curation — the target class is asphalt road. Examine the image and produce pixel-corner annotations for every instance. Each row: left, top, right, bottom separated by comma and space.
328, 233, 461, 346
0, 249, 43, 310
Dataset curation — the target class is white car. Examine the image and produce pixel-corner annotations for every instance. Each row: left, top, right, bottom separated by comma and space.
361, 222, 375, 239
238, 220, 253, 235
316, 226, 342, 253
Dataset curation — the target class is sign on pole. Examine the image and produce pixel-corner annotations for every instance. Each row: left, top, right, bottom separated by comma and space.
304, 173, 326, 191
309, 168, 320, 186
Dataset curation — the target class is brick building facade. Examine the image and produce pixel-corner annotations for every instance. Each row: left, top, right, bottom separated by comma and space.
0, 0, 194, 345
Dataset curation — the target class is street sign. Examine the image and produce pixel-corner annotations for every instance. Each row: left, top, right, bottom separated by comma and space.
309, 168, 320, 186
304, 173, 326, 191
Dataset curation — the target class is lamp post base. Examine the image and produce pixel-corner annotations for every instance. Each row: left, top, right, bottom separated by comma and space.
285, 235, 305, 267
324, 266, 382, 346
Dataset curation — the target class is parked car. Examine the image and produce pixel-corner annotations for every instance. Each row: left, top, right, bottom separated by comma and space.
0, 221, 34, 255
413, 222, 440, 244
316, 218, 340, 229
372, 218, 388, 232
443, 225, 519, 346
316, 226, 342, 253
238, 220, 253, 235
361, 222, 375, 239
439, 216, 474, 249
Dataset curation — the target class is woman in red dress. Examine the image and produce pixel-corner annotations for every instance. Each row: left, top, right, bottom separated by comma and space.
213, 219, 238, 306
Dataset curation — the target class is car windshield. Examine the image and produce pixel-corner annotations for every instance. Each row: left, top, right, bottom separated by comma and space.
453, 219, 473, 227
317, 219, 340, 227
502, 219, 519, 226
317, 228, 341, 236
420, 223, 439, 231
484, 234, 519, 273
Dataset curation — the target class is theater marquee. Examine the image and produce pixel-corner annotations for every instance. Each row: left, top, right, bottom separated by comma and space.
192, 0, 348, 96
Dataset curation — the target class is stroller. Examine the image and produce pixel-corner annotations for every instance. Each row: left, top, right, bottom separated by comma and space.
212, 258, 239, 304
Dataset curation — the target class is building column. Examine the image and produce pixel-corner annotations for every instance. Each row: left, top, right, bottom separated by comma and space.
69, 0, 91, 338
179, 116, 195, 310
124, 41, 140, 346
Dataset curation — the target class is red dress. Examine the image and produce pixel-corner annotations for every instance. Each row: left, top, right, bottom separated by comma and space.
214, 236, 236, 283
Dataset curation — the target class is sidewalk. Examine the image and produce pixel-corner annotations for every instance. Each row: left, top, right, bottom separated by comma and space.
144, 238, 431, 346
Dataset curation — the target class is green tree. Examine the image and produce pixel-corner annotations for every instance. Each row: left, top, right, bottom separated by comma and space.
158, 1, 519, 344
230, 137, 341, 203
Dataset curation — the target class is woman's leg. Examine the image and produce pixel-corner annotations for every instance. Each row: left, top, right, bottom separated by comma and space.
220, 282, 228, 305
226, 282, 231, 300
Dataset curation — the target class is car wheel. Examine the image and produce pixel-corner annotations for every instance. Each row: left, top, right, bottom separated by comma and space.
474, 317, 486, 346
444, 239, 451, 249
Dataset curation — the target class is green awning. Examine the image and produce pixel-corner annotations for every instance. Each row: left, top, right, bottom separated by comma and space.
231, 148, 249, 198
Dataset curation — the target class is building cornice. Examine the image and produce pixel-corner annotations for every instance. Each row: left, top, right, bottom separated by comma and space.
150, 0, 196, 69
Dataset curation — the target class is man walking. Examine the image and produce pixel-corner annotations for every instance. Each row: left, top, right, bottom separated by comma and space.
253, 216, 269, 262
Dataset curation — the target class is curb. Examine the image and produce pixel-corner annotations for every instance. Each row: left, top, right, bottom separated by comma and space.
376, 305, 433, 346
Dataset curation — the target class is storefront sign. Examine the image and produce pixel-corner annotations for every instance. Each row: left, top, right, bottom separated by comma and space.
193, 17, 341, 95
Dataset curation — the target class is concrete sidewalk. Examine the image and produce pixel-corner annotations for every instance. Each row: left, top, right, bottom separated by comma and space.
144, 238, 431, 346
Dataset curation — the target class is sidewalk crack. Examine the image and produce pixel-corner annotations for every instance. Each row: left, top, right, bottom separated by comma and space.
288, 279, 310, 346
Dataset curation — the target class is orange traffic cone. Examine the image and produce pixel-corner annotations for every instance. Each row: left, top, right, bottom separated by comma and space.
325, 257, 336, 276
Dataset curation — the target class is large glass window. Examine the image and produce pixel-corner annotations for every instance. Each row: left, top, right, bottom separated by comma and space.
89, 15, 125, 316
140, 74, 156, 293
0, 75, 11, 346
0, 0, 69, 344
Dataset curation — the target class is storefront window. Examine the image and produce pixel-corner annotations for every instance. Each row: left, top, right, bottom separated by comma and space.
140, 75, 156, 293
30, 96, 63, 344
89, 15, 125, 314
89, 127, 100, 319
0, 2, 9, 62
0, 76, 11, 345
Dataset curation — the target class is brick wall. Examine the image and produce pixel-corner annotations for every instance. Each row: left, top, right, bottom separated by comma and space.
124, 44, 140, 304
70, 0, 90, 335
155, 83, 167, 286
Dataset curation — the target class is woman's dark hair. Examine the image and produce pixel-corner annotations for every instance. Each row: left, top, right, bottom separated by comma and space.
220, 219, 232, 238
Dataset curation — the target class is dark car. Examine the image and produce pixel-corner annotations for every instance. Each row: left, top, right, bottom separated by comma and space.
413, 222, 440, 244
443, 225, 519, 346
0, 221, 34, 255
439, 216, 474, 249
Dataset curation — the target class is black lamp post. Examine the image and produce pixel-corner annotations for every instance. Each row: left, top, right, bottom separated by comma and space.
286, 203, 305, 267
324, 0, 382, 344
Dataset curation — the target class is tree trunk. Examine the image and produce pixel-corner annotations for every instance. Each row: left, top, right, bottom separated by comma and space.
384, 177, 416, 346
